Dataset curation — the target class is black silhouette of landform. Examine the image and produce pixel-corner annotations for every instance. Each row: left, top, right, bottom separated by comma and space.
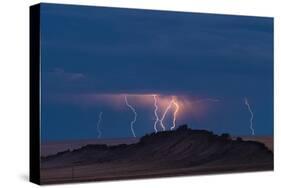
40, 125, 273, 184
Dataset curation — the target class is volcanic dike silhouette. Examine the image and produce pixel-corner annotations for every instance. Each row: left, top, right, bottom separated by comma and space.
42, 125, 273, 175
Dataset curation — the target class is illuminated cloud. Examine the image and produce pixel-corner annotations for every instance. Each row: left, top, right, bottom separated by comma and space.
46, 92, 219, 121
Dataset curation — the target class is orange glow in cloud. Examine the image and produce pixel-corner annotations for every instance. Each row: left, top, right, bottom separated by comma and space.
54, 93, 219, 129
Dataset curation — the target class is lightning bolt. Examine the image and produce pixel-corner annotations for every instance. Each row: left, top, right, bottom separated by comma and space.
153, 96, 180, 132
153, 95, 160, 133
171, 99, 179, 130
124, 95, 137, 137
96, 112, 103, 139
244, 97, 255, 135
159, 99, 174, 131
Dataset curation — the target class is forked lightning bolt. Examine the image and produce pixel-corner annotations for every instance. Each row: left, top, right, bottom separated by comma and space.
96, 112, 103, 139
159, 100, 173, 131
171, 99, 179, 130
244, 98, 255, 135
160, 98, 180, 131
153, 96, 180, 132
153, 95, 160, 133
125, 95, 137, 137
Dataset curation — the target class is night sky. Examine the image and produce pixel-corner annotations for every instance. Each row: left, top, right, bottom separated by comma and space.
40, 3, 273, 142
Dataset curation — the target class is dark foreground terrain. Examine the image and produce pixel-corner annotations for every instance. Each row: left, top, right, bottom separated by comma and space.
41, 125, 273, 184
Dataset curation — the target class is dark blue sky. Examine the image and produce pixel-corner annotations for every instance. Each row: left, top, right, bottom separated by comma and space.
40, 3, 273, 142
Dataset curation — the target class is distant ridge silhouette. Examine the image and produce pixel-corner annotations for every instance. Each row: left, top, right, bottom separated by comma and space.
42, 125, 273, 170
